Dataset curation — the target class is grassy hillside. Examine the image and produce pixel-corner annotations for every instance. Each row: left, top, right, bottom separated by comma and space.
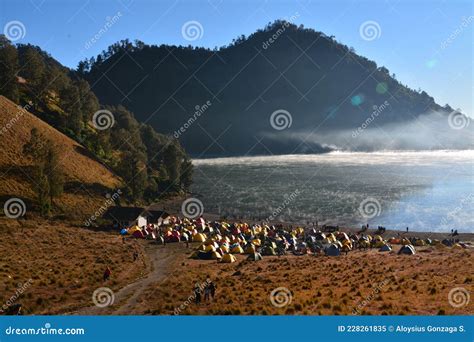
0, 95, 122, 219
0, 217, 147, 314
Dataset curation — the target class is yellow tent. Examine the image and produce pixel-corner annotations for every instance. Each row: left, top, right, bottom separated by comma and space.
251, 239, 261, 246
221, 253, 237, 263
205, 245, 216, 252
193, 233, 206, 242
210, 251, 222, 259
245, 244, 256, 254
231, 245, 244, 254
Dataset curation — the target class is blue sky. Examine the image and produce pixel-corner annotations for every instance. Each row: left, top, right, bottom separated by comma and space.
1, 0, 472, 116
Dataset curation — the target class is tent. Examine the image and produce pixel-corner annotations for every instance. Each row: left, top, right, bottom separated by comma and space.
231, 245, 244, 254
261, 246, 276, 256
325, 244, 340, 256
120, 228, 128, 235
441, 239, 454, 247
221, 253, 237, 263
398, 244, 416, 255
193, 233, 206, 242
244, 244, 256, 254
132, 230, 145, 238
379, 244, 392, 252
247, 252, 263, 261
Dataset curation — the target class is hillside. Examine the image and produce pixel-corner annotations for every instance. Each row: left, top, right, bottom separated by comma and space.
80, 21, 469, 156
0, 95, 121, 218
0, 36, 193, 213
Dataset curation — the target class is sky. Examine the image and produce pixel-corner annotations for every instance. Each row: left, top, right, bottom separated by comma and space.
1, 0, 472, 117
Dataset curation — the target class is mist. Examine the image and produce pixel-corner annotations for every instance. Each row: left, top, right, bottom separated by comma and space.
262, 111, 474, 152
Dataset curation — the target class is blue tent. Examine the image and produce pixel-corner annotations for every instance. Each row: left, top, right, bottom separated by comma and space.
120, 228, 128, 235
325, 244, 341, 256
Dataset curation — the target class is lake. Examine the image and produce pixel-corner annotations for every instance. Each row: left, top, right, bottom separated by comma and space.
192, 151, 474, 233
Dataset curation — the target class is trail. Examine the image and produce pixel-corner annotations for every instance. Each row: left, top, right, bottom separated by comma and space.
71, 242, 179, 315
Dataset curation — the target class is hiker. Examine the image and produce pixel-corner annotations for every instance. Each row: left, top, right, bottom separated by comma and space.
406, 227, 409, 233
133, 251, 139, 261
204, 283, 211, 302
209, 281, 217, 300
185, 239, 190, 248
103, 266, 111, 282
194, 282, 202, 304
453, 229, 459, 236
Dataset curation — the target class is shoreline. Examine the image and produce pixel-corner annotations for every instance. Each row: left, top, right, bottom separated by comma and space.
148, 197, 474, 242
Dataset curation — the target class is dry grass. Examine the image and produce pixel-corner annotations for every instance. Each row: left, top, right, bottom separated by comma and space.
0, 217, 147, 314
0, 95, 122, 219
136, 244, 474, 315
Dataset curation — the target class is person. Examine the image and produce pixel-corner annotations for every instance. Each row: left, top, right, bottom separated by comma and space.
185, 238, 190, 248
103, 266, 111, 282
133, 251, 139, 261
453, 229, 459, 236
209, 281, 217, 300
204, 279, 211, 302
406, 227, 409, 233
194, 282, 201, 304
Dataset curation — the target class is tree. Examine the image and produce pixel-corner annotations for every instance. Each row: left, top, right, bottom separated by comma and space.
19, 45, 46, 97
0, 35, 19, 102
23, 128, 64, 215
43, 143, 64, 205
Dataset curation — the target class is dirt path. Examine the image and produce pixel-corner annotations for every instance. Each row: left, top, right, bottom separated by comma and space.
70, 242, 182, 315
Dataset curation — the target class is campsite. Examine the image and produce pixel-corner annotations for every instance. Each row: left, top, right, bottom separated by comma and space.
2, 205, 472, 316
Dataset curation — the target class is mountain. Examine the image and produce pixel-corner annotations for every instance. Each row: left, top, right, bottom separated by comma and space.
79, 20, 469, 157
